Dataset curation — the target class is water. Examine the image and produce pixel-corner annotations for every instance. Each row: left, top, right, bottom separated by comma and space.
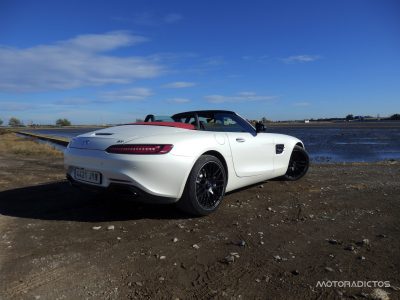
267, 126, 400, 163
24, 125, 400, 163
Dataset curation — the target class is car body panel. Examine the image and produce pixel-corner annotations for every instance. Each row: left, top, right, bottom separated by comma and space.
64, 111, 305, 203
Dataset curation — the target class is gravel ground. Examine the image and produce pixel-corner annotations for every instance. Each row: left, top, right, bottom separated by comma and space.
0, 146, 399, 299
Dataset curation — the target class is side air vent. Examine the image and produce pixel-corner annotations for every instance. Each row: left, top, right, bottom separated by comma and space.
276, 144, 285, 154
95, 133, 113, 136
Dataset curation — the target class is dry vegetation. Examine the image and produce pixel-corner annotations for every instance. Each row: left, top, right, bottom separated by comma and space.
0, 132, 63, 157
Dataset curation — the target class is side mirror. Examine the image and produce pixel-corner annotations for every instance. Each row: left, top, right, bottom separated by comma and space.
256, 122, 266, 133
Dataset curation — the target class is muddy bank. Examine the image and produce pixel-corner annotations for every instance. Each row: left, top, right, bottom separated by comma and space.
0, 134, 399, 299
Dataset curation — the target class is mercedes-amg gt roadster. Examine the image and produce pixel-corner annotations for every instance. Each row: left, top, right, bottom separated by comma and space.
65, 110, 309, 215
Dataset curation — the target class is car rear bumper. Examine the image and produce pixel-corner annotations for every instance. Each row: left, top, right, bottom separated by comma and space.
66, 174, 177, 204
64, 147, 195, 200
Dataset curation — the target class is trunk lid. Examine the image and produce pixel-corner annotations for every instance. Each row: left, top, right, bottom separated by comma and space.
68, 124, 190, 150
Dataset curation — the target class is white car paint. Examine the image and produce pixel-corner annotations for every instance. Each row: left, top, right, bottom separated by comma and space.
64, 113, 304, 202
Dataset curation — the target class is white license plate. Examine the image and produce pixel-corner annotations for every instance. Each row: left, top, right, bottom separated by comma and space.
75, 168, 101, 184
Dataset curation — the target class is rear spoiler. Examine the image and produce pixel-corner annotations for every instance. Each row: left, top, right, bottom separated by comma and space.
126, 122, 195, 130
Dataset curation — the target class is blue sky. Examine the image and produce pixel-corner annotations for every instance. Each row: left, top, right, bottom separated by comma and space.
0, 0, 399, 124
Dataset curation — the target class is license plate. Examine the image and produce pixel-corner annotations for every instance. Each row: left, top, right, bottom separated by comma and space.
74, 168, 101, 184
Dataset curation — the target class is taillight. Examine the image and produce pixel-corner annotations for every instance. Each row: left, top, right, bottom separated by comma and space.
106, 144, 173, 154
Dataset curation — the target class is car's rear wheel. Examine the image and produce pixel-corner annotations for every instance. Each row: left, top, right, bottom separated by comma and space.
282, 145, 309, 181
178, 155, 226, 216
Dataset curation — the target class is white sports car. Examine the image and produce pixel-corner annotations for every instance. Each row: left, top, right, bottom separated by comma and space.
65, 110, 309, 215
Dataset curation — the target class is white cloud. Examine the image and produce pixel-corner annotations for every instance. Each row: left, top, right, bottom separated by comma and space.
0, 31, 164, 92
162, 81, 196, 88
100, 88, 153, 102
282, 55, 321, 64
204, 56, 226, 66
293, 102, 311, 107
167, 98, 190, 103
205, 92, 276, 103
164, 13, 183, 24
115, 13, 183, 26
0, 101, 35, 111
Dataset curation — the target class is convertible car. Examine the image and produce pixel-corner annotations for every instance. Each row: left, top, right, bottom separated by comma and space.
65, 110, 309, 215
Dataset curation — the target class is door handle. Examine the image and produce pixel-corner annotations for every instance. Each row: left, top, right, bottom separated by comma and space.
236, 138, 245, 143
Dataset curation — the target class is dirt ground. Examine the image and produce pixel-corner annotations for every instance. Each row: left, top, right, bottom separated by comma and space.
0, 135, 399, 299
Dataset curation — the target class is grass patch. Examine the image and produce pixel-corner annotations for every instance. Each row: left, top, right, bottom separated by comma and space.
0, 133, 63, 157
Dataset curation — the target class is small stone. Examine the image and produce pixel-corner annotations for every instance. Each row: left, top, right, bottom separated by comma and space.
92, 226, 101, 230
117, 237, 121, 240
263, 275, 270, 282
358, 256, 366, 260
259, 185, 264, 188
370, 288, 390, 300
172, 237, 178, 243
256, 195, 260, 199
325, 267, 334, 272
291, 270, 300, 275
107, 225, 115, 230
237, 240, 246, 247
377, 234, 387, 238
159, 255, 166, 260
230, 252, 240, 258
159, 277, 165, 281
328, 239, 338, 245
259, 241, 265, 245
273, 255, 282, 261
309, 214, 314, 219
192, 244, 200, 249
255, 278, 261, 283
135, 281, 143, 287
345, 245, 355, 251
362, 238, 370, 246
224, 255, 235, 264
267, 207, 272, 212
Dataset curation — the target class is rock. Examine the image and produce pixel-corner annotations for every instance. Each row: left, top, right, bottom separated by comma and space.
267, 207, 272, 212
172, 237, 179, 243
345, 244, 355, 251
273, 255, 282, 262
259, 241, 265, 245
324, 267, 334, 272
358, 256, 366, 260
92, 226, 101, 230
370, 288, 390, 300
237, 240, 246, 247
291, 270, 300, 275
223, 255, 235, 264
107, 225, 115, 230
159, 255, 166, 260
328, 239, 338, 245
362, 238, 370, 246
192, 244, 200, 249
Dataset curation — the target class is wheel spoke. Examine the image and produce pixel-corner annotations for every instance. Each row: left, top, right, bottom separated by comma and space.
195, 161, 225, 210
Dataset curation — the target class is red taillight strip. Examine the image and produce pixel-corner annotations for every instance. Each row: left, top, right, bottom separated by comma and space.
106, 144, 173, 154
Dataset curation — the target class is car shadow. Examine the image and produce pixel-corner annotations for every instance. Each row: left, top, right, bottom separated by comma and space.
0, 181, 189, 222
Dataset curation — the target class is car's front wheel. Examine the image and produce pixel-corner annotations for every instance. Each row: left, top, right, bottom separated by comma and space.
178, 155, 226, 216
282, 145, 309, 181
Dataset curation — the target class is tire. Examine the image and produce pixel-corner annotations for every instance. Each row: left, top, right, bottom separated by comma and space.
178, 155, 227, 216
282, 145, 309, 181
